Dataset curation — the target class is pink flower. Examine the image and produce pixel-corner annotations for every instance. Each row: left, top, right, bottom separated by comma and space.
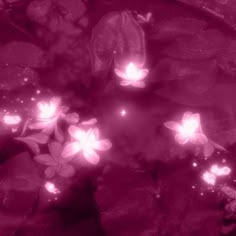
114, 62, 149, 88
29, 97, 62, 130
164, 112, 208, 145
34, 142, 75, 178
2, 114, 21, 125
62, 125, 112, 165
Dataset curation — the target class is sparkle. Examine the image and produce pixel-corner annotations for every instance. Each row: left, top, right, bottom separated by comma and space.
192, 185, 196, 189
120, 109, 126, 117
36, 90, 41, 94
192, 162, 198, 167
23, 77, 28, 82
45, 182, 60, 194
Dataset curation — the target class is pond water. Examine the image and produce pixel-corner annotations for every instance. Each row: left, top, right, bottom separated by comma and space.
1, 0, 236, 235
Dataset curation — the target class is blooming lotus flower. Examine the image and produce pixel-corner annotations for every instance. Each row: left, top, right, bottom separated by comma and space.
164, 112, 208, 145
62, 125, 112, 165
29, 97, 79, 142
34, 142, 75, 178
164, 112, 226, 157
114, 62, 149, 88
202, 164, 231, 186
29, 97, 61, 130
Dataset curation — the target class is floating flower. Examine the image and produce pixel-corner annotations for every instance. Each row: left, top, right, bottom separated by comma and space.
114, 62, 149, 88
29, 97, 79, 142
164, 112, 208, 145
202, 171, 216, 185
164, 112, 227, 157
29, 97, 61, 130
202, 164, 231, 185
2, 114, 21, 125
34, 142, 75, 178
210, 164, 231, 176
45, 182, 60, 194
62, 125, 112, 165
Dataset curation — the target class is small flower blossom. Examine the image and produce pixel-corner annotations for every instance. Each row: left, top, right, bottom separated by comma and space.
202, 171, 216, 185
29, 97, 79, 142
202, 164, 231, 185
164, 112, 208, 145
114, 62, 149, 88
164, 112, 226, 157
2, 114, 21, 125
45, 182, 60, 194
29, 97, 62, 130
62, 125, 112, 165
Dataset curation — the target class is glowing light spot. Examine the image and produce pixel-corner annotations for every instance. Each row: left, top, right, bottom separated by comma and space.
114, 62, 149, 88
210, 164, 231, 176
45, 182, 60, 194
3, 114, 21, 125
202, 171, 216, 185
120, 109, 126, 117
24, 77, 28, 82
192, 162, 198, 167
200, 192, 204, 196
36, 90, 41, 94
192, 185, 196, 189
31, 97, 36, 101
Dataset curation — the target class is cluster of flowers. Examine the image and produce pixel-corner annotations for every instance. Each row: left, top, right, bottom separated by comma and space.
2, 97, 112, 179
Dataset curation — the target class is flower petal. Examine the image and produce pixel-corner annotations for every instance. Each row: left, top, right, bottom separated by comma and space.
182, 111, 193, 123
83, 149, 100, 165
34, 154, 56, 166
94, 139, 112, 151
81, 118, 97, 126
114, 68, 128, 80
191, 133, 208, 145
45, 166, 56, 178
120, 80, 132, 86
61, 142, 81, 158
49, 142, 63, 159
132, 81, 146, 88
175, 133, 189, 144
58, 164, 75, 178
164, 121, 180, 131
139, 69, 149, 79
68, 125, 85, 141
64, 112, 79, 124
203, 142, 215, 157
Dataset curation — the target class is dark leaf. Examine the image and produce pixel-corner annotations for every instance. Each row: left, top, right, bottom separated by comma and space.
34, 154, 56, 166
45, 166, 56, 178
15, 137, 40, 155
58, 164, 75, 177
24, 133, 49, 144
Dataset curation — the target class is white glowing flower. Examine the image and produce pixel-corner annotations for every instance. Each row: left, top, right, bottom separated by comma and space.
114, 62, 149, 88
38, 98, 59, 120
62, 125, 112, 165
45, 182, 60, 194
202, 164, 231, 185
29, 97, 61, 130
202, 171, 216, 185
210, 164, 231, 176
164, 112, 208, 145
3, 114, 21, 125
